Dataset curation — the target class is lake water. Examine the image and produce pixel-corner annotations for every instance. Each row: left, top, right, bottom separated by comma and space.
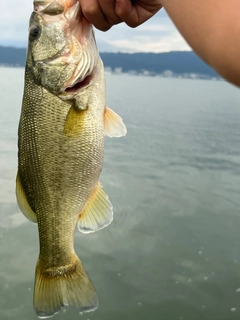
0, 66, 240, 320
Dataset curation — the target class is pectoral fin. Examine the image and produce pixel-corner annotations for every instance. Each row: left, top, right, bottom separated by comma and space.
16, 172, 37, 223
78, 182, 113, 234
64, 105, 86, 137
104, 107, 127, 138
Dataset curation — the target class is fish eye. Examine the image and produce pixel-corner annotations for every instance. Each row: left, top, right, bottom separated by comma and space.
29, 26, 41, 41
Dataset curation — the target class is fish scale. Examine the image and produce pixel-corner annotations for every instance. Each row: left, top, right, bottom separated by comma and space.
16, 0, 126, 318
20, 80, 102, 219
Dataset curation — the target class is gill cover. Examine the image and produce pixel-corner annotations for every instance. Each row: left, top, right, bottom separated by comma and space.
28, 0, 99, 94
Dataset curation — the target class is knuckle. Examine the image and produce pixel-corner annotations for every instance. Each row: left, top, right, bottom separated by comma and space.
84, 6, 98, 16
80, 0, 98, 17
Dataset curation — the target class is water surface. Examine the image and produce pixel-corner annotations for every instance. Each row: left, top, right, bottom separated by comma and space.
1, 67, 240, 320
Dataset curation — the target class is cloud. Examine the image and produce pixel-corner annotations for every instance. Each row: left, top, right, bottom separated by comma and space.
95, 9, 191, 53
0, 0, 32, 47
0, 1, 191, 52
101, 35, 190, 53
96, 28, 190, 53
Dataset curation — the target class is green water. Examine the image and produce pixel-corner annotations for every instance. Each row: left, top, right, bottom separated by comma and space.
1, 67, 240, 320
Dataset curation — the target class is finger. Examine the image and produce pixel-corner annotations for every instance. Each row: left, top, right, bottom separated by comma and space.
115, 0, 144, 27
97, 0, 123, 27
115, 0, 162, 28
80, 0, 112, 31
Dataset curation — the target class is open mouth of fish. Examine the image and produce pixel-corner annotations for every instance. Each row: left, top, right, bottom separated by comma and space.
64, 74, 92, 93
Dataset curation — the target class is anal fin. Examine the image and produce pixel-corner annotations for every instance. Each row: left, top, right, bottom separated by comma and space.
16, 171, 37, 223
78, 182, 113, 234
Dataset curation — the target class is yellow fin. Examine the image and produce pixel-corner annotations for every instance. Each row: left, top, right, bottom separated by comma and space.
78, 182, 113, 234
16, 172, 37, 223
64, 104, 86, 138
34, 253, 98, 318
104, 107, 127, 138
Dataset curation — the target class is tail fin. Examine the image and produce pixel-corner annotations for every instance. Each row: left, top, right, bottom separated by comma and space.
34, 253, 98, 318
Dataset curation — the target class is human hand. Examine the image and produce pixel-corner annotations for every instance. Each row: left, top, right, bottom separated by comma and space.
80, 0, 163, 31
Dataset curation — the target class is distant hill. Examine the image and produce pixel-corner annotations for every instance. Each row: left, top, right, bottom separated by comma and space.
0, 45, 219, 78
0, 46, 26, 66
100, 52, 219, 78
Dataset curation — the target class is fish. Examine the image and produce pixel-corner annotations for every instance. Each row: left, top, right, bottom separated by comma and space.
16, 0, 126, 318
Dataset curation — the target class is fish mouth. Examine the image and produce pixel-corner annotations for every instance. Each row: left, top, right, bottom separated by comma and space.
61, 41, 98, 96
64, 74, 92, 93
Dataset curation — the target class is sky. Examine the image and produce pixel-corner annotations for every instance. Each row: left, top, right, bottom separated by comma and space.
0, 0, 191, 53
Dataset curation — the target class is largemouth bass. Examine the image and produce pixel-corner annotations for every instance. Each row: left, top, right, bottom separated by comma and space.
16, 0, 126, 317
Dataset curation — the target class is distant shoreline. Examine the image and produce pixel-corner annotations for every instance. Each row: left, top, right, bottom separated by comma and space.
0, 46, 221, 80
0, 64, 221, 82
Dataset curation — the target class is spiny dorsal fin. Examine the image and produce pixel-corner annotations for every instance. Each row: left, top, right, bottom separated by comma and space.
104, 107, 127, 138
77, 182, 113, 234
16, 172, 37, 223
